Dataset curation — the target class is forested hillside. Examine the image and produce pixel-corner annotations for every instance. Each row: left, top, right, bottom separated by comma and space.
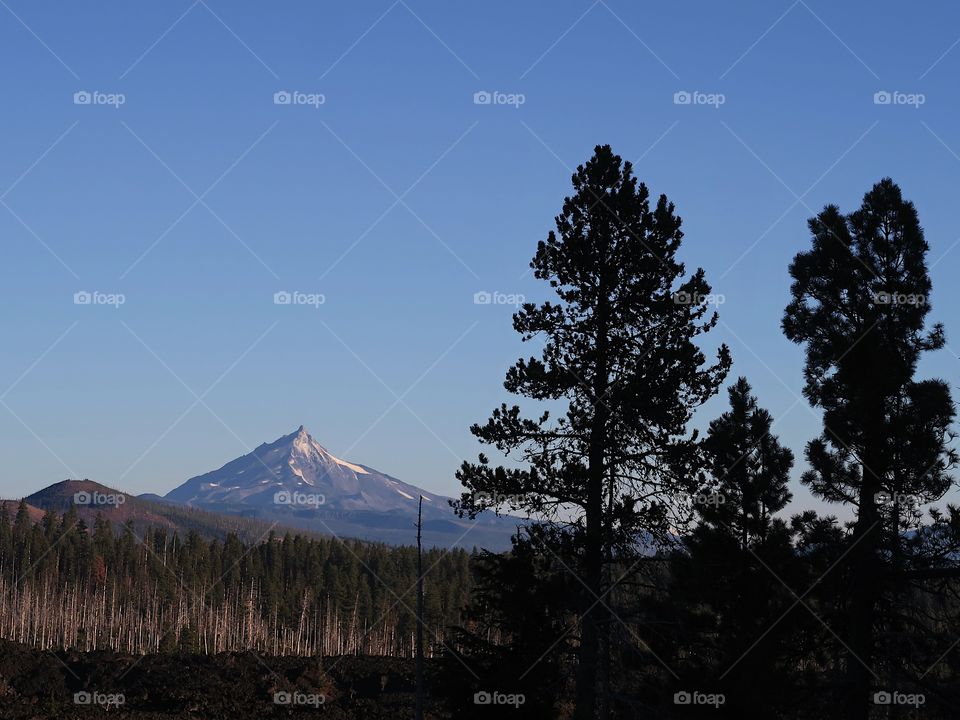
0, 501, 472, 657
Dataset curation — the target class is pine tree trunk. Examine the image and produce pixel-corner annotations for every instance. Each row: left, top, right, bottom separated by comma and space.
845, 454, 881, 720
576, 286, 610, 720
415, 495, 425, 720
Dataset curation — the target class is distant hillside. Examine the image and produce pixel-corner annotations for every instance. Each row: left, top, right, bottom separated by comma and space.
21, 479, 328, 545
0, 500, 45, 524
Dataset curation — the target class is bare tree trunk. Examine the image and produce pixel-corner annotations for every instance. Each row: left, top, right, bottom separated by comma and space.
415, 495, 425, 720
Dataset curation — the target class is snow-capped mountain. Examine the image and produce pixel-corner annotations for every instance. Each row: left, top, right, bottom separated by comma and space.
167, 426, 445, 513
163, 426, 519, 550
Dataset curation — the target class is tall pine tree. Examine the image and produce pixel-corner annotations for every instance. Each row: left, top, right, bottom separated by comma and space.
456, 144, 730, 718
782, 178, 956, 718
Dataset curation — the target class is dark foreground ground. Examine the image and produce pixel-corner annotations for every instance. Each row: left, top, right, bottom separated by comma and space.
0, 640, 450, 719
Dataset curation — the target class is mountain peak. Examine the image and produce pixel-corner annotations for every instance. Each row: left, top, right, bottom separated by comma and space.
282, 424, 309, 443
166, 427, 411, 509
161, 426, 520, 549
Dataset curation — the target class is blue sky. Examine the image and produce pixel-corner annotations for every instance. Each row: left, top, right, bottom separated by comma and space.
2, 1, 960, 519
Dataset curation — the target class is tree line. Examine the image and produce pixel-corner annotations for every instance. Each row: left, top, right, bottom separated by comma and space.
0, 501, 472, 657
448, 145, 960, 719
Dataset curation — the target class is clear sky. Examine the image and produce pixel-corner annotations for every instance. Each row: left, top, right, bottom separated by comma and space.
2, 1, 960, 520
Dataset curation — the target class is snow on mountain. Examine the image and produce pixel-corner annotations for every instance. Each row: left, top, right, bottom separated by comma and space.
165, 426, 468, 523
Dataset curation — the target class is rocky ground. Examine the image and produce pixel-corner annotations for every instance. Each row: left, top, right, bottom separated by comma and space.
0, 640, 451, 719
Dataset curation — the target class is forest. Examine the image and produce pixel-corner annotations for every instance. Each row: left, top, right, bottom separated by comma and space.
444, 145, 960, 719
0, 501, 471, 657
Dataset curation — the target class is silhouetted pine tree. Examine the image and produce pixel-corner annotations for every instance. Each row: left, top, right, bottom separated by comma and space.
455, 144, 730, 718
443, 529, 575, 719
664, 378, 802, 715
782, 178, 958, 718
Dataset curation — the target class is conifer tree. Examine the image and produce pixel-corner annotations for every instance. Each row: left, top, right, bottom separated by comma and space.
782, 178, 957, 718
456, 144, 730, 718
668, 377, 798, 714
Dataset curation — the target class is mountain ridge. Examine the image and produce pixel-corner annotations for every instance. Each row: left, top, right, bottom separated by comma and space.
19, 479, 326, 545
6, 429, 520, 551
